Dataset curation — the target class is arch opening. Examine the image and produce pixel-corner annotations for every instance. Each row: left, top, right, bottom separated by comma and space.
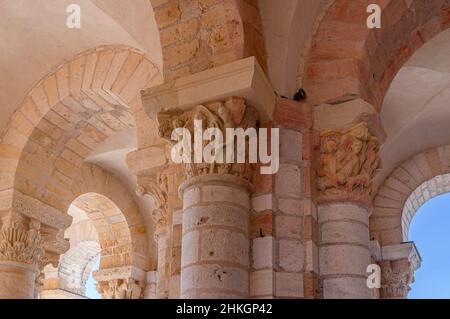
41, 189, 146, 299
407, 191, 450, 298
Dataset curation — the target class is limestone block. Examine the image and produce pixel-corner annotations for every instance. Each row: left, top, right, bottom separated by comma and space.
141, 57, 275, 122
278, 198, 303, 216
181, 230, 199, 266
182, 186, 201, 209
199, 229, 249, 267
313, 98, 385, 141
321, 220, 369, 246
318, 203, 369, 225
155, 1, 181, 29
274, 272, 304, 298
183, 205, 248, 234
275, 164, 302, 198
305, 241, 319, 273
126, 146, 167, 175
275, 215, 303, 240
0, 262, 36, 299
169, 275, 181, 299
181, 264, 249, 296
251, 194, 273, 213
280, 129, 303, 163
322, 277, 370, 299
252, 237, 273, 269
161, 19, 199, 48
320, 245, 370, 277
278, 239, 304, 272
250, 269, 273, 297
202, 185, 250, 209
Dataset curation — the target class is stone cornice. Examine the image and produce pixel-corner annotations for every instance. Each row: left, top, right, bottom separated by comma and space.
382, 242, 422, 271
141, 56, 275, 123
5, 190, 73, 229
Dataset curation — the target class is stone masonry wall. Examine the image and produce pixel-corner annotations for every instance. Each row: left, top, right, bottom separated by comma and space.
249, 97, 317, 298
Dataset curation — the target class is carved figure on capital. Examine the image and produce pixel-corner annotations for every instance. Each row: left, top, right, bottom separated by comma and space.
316, 123, 381, 203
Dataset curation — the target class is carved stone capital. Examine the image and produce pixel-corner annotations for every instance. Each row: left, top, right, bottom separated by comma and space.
0, 214, 45, 268
379, 242, 422, 299
315, 122, 382, 206
96, 278, 145, 299
380, 260, 412, 299
157, 97, 259, 182
94, 266, 146, 299
136, 173, 169, 234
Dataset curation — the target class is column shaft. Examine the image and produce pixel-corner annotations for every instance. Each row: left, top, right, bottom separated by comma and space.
156, 230, 170, 298
318, 203, 371, 299
180, 175, 250, 298
0, 261, 36, 299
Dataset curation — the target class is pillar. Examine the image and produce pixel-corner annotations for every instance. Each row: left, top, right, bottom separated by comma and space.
143, 271, 157, 299
0, 215, 44, 299
155, 228, 170, 298
180, 174, 250, 298
318, 203, 371, 298
0, 261, 37, 299
157, 97, 258, 298
138, 57, 275, 299
315, 121, 382, 298
136, 172, 170, 299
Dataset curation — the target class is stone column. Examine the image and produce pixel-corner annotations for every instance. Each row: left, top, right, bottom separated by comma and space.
0, 215, 45, 299
180, 174, 250, 298
136, 172, 170, 299
157, 97, 258, 298
154, 228, 170, 298
144, 271, 157, 299
318, 203, 371, 298
315, 122, 382, 298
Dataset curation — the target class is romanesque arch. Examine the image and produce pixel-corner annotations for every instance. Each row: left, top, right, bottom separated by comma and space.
371, 145, 450, 246
303, 0, 450, 108
0, 44, 160, 298
40, 163, 150, 299
56, 240, 100, 296
70, 163, 150, 272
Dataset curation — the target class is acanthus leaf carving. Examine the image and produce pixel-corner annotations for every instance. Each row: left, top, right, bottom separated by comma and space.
136, 173, 169, 234
157, 97, 259, 182
96, 278, 144, 299
0, 215, 45, 268
380, 264, 412, 299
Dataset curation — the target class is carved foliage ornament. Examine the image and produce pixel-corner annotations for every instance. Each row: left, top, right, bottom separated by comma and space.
380, 265, 412, 299
136, 173, 169, 233
0, 216, 45, 267
157, 97, 259, 181
96, 278, 144, 299
316, 122, 381, 203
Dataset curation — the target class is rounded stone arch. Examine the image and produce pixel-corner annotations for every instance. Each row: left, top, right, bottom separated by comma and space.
69, 163, 150, 271
57, 240, 101, 296
0, 44, 161, 214
371, 144, 450, 246
150, 0, 268, 80
303, 0, 450, 108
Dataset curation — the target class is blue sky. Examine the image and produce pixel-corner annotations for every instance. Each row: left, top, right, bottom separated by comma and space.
408, 192, 450, 299
85, 259, 101, 299
82, 193, 450, 299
